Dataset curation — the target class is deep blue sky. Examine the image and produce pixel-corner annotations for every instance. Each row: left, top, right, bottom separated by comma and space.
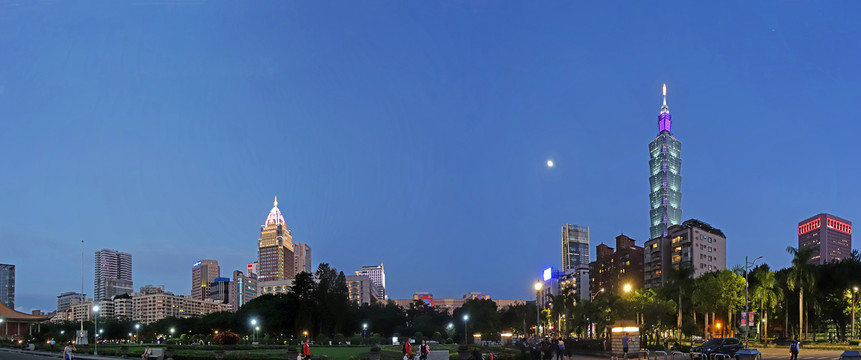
2, 1, 861, 312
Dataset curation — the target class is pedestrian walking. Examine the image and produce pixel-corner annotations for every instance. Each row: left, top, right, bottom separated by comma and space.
63, 342, 75, 360
789, 337, 800, 360
622, 333, 630, 359
402, 338, 413, 360
302, 339, 312, 360
420, 340, 430, 360
141, 345, 152, 359
556, 338, 565, 360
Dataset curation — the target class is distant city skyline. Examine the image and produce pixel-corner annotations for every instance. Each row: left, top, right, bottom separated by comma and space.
2, 2, 861, 312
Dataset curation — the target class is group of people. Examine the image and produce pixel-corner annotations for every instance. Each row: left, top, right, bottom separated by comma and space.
401, 338, 432, 360
522, 336, 567, 360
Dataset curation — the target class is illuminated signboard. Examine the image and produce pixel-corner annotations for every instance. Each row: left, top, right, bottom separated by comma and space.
193, 261, 202, 267
420, 295, 433, 307
543, 268, 553, 281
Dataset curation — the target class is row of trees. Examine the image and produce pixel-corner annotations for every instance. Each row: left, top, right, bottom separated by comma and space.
30, 250, 861, 345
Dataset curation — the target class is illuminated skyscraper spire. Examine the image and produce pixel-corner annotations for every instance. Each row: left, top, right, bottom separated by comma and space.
648, 84, 682, 239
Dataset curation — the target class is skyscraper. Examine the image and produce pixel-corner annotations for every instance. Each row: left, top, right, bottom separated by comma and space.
355, 264, 386, 300
257, 196, 295, 282
94, 249, 133, 301
231, 270, 258, 311
57, 292, 86, 312
561, 224, 590, 271
191, 260, 221, 301
798, 213, 852, 265
649, 84, 683, 240
0, 264, 14, 309
209, 277, 230, 304
293, 243, 312, 276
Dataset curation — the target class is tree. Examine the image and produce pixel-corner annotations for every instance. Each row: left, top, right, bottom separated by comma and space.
786, 246, 815, 340
667, 265, 695, 340
751, 269, 780, 341
692, 272, 721, 338
715, 269, 746, 337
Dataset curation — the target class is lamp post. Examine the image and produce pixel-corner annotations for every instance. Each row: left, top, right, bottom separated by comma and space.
170, 327, 175, 341
251, 319, 258, 343
744, 256, 762, 348
591, 288, 605, 301
534, 282, 543, 336
135, 324, 140, 344
463, 314, 469, 344
852, 286, 859, 338
362, 323, 368, 345
92, 305, 100, 356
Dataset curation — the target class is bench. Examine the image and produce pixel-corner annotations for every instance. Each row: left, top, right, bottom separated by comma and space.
146, 348, 165, 360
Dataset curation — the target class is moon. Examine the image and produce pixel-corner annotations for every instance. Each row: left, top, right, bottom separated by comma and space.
547, 160, 554, 168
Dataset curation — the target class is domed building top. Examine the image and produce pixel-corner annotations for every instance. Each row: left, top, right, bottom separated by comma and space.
265, 196, 286, 226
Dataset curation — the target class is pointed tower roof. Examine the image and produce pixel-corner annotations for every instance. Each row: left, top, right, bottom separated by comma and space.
265, 196, 286, 226
657, 83, 672, 133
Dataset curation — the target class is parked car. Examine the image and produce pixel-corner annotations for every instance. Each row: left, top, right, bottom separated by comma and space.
690, 338, 743, 357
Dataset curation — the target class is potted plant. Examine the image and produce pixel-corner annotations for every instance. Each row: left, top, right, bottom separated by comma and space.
369, 346, 382, 360
287, 344, 299, 360
457, 344, 470, 360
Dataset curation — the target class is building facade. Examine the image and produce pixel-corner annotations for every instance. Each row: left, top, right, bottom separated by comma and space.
649, 84, 683, 240
798, 213, 853, 265
355, 264, 386, 300
559, 267, 591, 302
57, 292, 86, 312
94, 249, 133, 301
258, 197, 295, 282
131, 286, 231, 325
345, 275, 379, 306
390, 293, 525, 314
562, 225, 590, 271
191, 259, 221, 301
0, 264, 14, 309
589, 235, 644, 295
293, 243, 312, 276
257, 279, 294, 296
231, 270, 258, 311
209, 277, 230, 304
644, 219, 726, 289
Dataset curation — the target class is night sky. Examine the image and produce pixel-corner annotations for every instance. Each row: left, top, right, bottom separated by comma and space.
2, 1, 861, 312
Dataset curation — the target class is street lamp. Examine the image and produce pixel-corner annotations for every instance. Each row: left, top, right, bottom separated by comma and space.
135, 324, 140, 344
623, 283, 632, 293
852, 286, 859, 338
534, 282, 543, 336
92, 305, 100, 356
251, 319, 258, 343
744, 255, 762, 348
591, 288, 605, 301
170, 327, 175, 340
362, 323, 368, 345
463, 314, 469, 344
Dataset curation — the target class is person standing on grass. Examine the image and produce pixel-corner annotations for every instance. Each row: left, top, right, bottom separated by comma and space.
302, 339, 312, 360
403, 338, 413, 360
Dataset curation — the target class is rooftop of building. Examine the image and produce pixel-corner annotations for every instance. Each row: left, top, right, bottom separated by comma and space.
671, 219, 726, 237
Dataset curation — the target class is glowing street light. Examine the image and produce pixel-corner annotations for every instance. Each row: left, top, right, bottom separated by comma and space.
623, 284, 632, 293
463, 314, 469, 344
92, 305, 100, 356
135, 324, 141, 344
534, 281, 543, 336
362, 323, 368, 345
591, 288, 605, 301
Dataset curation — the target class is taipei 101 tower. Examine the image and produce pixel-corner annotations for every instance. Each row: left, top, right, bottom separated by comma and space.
648, 84, 682, 239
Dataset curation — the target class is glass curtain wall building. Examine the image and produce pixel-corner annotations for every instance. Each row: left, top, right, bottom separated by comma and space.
648, 84, 683, 239
562, 224, 590, 271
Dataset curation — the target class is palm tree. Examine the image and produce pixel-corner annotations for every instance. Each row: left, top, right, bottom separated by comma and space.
667, 265, 695, 340
751, 269, 780, 341
786, 246, 815, 340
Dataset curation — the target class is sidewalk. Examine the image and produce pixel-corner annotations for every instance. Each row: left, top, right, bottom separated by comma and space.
0, 347, 122, 359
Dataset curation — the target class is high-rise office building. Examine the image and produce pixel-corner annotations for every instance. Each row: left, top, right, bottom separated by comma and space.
209, 277, 230, 304
644, 219, 725, 289
0, 264, 14, 309
562, 225, 590, 271
345, 275, 379, 306
231, 270, 258, 311
798, 213, 852, 265
257, 196, 295, 282
355, 264, 386, 300
191, 260, 221, 301
649, 84, 683, 240
57, 292, 86, 312
247, 262, 258, 277
293, 243, 312, 276
94, 249, 133, 300
589, 235, 644, 295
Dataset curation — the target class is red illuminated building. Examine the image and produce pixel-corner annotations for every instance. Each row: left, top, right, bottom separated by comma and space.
798, 213, 852, 265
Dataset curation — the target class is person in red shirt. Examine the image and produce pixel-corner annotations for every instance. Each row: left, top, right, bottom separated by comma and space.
302, 340, 311, 360
403, 338, 413, 360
